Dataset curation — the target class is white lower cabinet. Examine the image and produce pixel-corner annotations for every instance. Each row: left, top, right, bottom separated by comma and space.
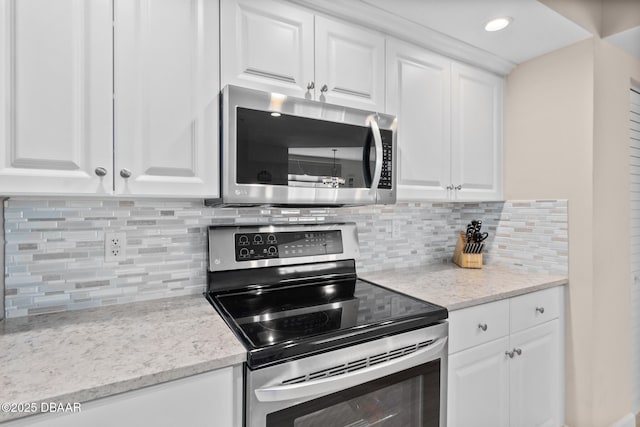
1, 366, 243, 427
448, 337, 510, 427
509, 320, 562, 427
448, 287, 564, 427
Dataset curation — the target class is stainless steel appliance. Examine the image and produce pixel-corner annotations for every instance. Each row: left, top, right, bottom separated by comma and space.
206, 223, 448, 426
207, 85, 397, 207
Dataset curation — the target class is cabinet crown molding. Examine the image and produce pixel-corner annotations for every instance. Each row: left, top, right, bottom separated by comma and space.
288, 0, 515, 76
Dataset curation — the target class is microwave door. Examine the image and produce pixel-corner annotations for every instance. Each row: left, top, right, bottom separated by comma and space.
284, 121, 378, 204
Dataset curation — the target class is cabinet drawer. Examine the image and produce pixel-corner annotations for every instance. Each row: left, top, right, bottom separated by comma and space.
449, 299, 509, 354
509, 287, 561, 333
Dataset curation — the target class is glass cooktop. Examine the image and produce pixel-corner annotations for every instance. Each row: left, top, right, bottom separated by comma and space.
209, 277, 447, 368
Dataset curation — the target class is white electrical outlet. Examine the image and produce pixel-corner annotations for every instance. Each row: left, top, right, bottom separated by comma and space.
392, 220, 402, 238
105, 232, 126, 262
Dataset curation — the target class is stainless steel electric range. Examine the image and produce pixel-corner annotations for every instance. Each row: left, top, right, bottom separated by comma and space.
206, 223, 448, 427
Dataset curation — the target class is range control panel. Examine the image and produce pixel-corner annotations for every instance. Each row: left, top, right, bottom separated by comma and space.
235, 230, 343, 261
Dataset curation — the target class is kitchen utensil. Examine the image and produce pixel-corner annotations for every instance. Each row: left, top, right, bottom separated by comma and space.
473, 231, 489, 243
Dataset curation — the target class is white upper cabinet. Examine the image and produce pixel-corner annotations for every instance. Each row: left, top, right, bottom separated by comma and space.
0, 0, 113, 195
386, 39, 451, 200
451, 62, 503, 201
221, 0, 385, 111
220, 0, 314, 98
114, 0, 219, 197
386, 39, 503, 202
315, 16, 385, 111
0, 0, 219, 198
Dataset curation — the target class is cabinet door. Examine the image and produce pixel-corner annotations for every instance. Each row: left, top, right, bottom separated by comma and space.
114, 0, 219, 197
451, 62, 503, 201
220, 0, 314, 98
386, 39, 451, 200
0, 0, 112, 195
315, 16, 385, 111
448, 337, 510, 427
1, 367, 242, 427
509, 320, 561, 427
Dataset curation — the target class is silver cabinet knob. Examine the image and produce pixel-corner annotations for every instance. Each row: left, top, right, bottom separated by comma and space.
505, 350, 515, 358
120, 168, 132, 179
478, 323, 488, 332
535, 306, 545, 314
454, 185, 462, 190
320, 84, 328, 93
307, 81, 315, 90
446, 185, 454, 190
514, 348, 522, 356
94, 167, 107, 177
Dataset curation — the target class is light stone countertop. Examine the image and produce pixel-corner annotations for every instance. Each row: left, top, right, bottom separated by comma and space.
0, 294, 246, 423
0, 263, 567, 423
361, 263, 568, 311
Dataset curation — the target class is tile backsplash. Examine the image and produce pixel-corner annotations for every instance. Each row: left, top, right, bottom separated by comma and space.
3, 199, 567, 318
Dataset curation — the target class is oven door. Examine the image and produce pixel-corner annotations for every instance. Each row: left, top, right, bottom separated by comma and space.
246, 322, 447, 427
222, 85, 396, 206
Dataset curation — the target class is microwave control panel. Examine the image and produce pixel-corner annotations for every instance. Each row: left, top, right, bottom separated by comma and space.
235, 230, 343, 261
378, 130, 393, 189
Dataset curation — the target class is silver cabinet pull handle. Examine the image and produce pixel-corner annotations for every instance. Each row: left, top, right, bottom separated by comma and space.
478, 323, 488, 331
307, 81, 315, 90
120, 168, 132, 179
94, 167, 107, 177
255, 337, 447, 402
320, 84, 328, 93
505, 350, 515, 358
536, 306, 545, 314
454, 185, 462, 190
446, 185, 454, 190
514, 348, 522, 356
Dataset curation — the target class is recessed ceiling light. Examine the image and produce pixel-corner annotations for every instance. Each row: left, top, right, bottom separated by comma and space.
270, 112, 281, 117
485, 17, 512, 32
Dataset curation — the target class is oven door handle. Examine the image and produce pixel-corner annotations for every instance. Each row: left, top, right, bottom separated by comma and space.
368, 118, 383, 197
254, 336, 447, 403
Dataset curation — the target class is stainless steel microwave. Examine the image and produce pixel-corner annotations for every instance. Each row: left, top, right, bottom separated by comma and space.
208, 85, 396, 207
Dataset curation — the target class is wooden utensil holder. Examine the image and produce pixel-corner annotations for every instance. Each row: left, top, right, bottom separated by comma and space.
452, 232, 483, 269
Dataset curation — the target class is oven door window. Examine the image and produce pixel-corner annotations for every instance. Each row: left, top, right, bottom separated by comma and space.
266, 361, 440, 427
236, 107, 391, 190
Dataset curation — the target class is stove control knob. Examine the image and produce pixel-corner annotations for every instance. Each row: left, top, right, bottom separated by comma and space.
267, 234, 277, 243
253, 235, 263, 244
239, 248, 250, 258
238, 235, 249, 245
267, 246, 278, 255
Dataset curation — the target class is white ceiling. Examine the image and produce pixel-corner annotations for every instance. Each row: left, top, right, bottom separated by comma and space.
605, 26, 640, 59
360, 0, 592, 64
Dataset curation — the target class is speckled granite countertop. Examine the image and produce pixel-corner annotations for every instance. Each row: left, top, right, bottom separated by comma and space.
361, 263, 568, 311
0, 295, 245, 422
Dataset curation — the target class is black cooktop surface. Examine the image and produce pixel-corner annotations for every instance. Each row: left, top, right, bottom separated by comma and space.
208, 276, 448, 368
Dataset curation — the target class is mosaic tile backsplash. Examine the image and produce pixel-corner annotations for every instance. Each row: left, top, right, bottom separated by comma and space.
3, 199, 567, 318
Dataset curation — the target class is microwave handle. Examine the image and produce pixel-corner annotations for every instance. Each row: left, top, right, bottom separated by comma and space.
254, 337, 447, 403
368, 119, 383, 196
